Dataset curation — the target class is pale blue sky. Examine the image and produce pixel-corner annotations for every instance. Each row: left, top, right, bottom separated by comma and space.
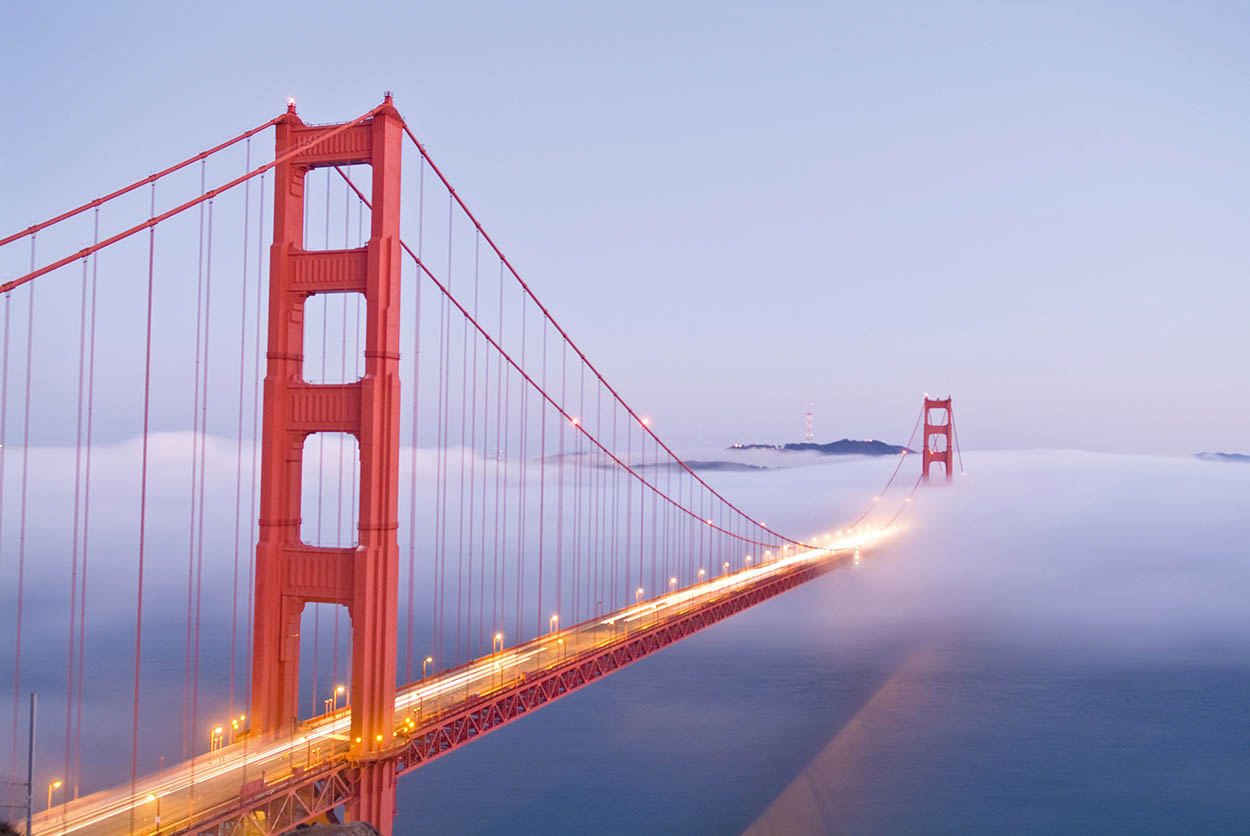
2, 0, 1246, 454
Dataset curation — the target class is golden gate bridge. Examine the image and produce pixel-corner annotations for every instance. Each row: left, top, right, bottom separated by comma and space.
0, 95, 960, 836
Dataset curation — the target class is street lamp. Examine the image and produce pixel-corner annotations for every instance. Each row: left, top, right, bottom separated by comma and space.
557, 637, 565, 660
549, 613, 559, 634
745, 554, 752, 567
47, 779, 62, 811
209, 726, 224, 752
635, 587, 644, 605
324, 697, 334, 715
669, 577, 677, 593
334, 684, 347, 709
722, 561, 729, 576
493, 632, 504, 654
423, 656, 434, 678
145, 792, 161, 835
697, 568, 705, 582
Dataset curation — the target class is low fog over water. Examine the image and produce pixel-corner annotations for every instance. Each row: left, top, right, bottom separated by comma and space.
1, 442, 1247, 834
399, 448, 1250, 835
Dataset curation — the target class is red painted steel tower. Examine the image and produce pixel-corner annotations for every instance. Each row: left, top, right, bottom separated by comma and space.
251, 96, 403, 831
922, 397, 954, 482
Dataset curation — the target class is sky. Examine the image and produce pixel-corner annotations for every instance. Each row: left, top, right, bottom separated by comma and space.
2, 0, 1248, 454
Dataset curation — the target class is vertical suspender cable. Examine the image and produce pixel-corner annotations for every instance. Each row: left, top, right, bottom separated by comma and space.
0, 291, 10, 766
468, 232, 481, 656
229, 140, 253, 721
129, 182, 157, 834
74, 210, 101, 798
310, 171, 331, 713
405, 157, 425, 680
536, 321, 547, 637
191, 196, 216, 753
63, 252, 89, 802
10, 235, 35, 767
477, 255, 490, 657
333, 175, 348, 690
495, 259, 507, 640
515, 293, 527, 642
456, 257, 469, 662
556, 343, 566, 623
245, 174, 266, 710
624, 416, 632, 600
183, 162, 207, 757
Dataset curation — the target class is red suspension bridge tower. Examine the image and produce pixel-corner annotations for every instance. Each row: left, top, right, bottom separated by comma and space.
251, 96, 403, 826
922, 396, 955, 482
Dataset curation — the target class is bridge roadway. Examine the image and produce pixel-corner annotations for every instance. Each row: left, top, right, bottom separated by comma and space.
27, 531, 880, 836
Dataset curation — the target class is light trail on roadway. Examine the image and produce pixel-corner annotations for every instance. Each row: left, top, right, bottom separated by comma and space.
26, 526, 889, 836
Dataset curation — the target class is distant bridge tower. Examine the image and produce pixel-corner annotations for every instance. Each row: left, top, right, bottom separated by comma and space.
804, 402, 815, 443
922, 397, 954, 482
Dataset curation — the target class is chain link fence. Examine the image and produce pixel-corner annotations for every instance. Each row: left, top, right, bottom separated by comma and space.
0, 771, 26, 833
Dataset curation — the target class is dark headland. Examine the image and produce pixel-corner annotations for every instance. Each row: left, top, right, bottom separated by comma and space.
1194, 451, 1250, 463
730, 438, 912, 456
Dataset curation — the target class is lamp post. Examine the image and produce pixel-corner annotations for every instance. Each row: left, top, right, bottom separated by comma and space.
423, 656, 434, 679
47, 779, 62, 812
334, 684, 347, 710
492, 633, 505, 689
145, 792, 161, 835
549, 614, 559, 634
209, 726, 224, 753
722, 561, 729, 576
635, 587, 644, 606
669, 577, 677, 594
697, 568, 705, 583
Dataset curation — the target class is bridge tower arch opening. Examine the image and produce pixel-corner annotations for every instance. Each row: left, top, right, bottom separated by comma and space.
251, 95, 404, 832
